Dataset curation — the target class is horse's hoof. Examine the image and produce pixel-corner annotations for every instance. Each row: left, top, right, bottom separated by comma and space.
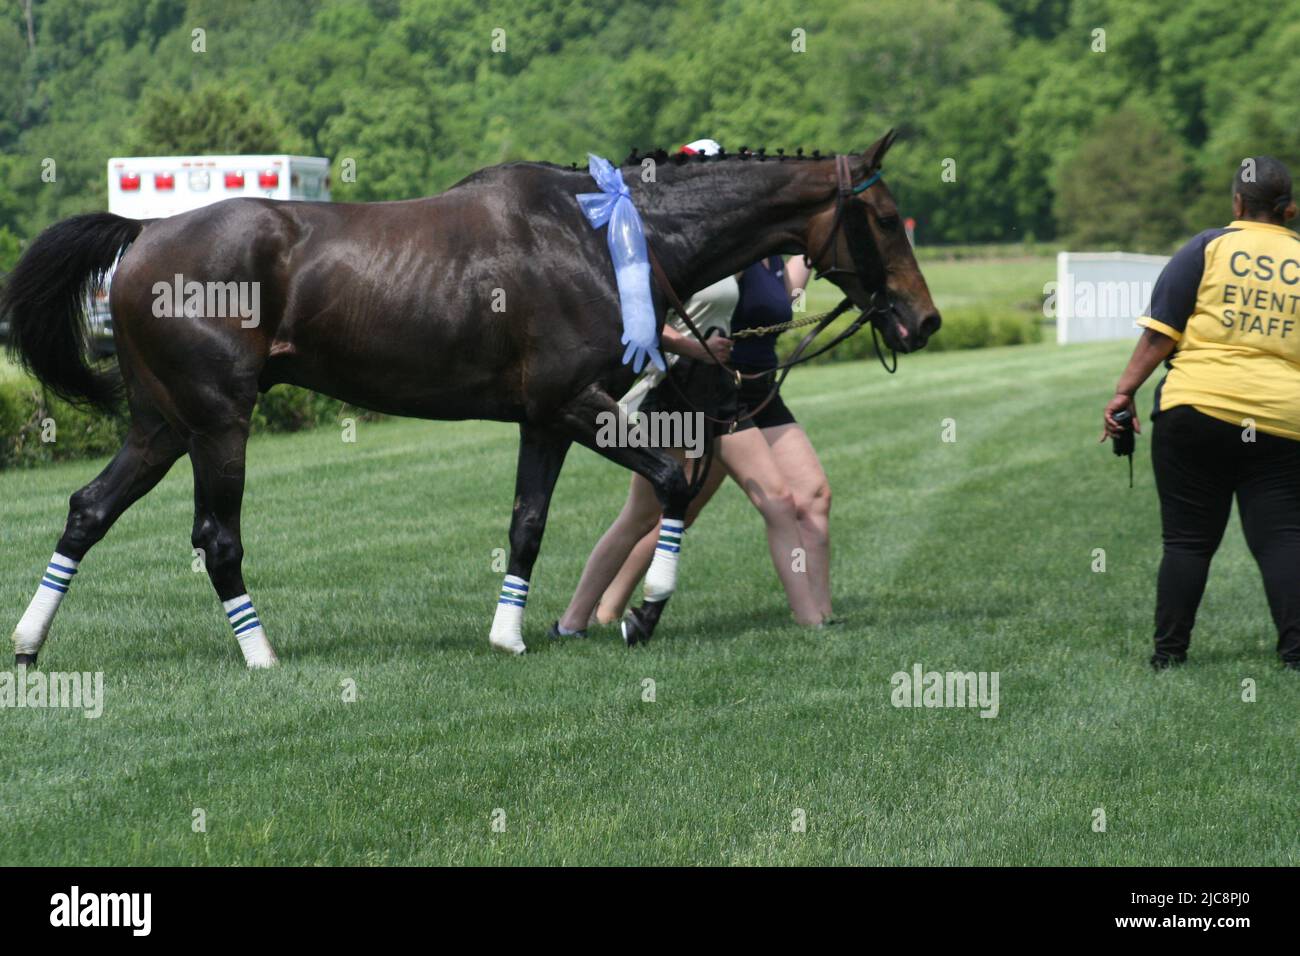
238, 632, 278, 669
620, 615, 641, 646
620, 607, 651, 646
621, 599, 667, 647
14, 653, 37, 667
490, 636, 527, 655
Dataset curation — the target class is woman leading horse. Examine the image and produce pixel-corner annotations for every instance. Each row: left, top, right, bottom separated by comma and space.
4, 131, 939, 665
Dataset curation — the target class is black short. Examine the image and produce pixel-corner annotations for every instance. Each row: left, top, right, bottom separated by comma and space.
642, 358, 746, 433
642, 360, 796, 434
737, 368, 797, 430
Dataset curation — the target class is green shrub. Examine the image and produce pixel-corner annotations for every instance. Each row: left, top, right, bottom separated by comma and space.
915, 241, 1053, 262
0, 377, 382, 470
923, 307, 1042, 352
775, 306, 1042, 364
0, 381, 129, 469
0, 226, 21, 274
250, 385, 367, 433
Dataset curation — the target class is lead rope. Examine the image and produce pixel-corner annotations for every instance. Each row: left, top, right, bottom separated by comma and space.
642, 152, 896, 429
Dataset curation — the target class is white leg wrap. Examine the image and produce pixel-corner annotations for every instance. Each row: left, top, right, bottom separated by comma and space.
223, 594, 278, 669
643, 519, 684, 603
489, 575, 529, 654
11, 553, 79, 657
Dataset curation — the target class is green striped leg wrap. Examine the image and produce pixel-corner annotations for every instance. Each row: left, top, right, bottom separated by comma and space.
222, 593, 278, 668
12, 552, 80, 657
644, 518, 684, 603
489, 575, 529, 654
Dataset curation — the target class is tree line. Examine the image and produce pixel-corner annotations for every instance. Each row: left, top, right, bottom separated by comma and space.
3, 0, 1299, 268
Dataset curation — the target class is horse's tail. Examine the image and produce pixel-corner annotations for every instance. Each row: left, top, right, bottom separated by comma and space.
1, 212, 143, 413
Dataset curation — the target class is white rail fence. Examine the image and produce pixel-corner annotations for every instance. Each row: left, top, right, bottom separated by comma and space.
1055, 251, 1170, 344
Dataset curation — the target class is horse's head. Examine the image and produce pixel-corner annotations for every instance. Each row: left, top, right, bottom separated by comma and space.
802, 130, 941, 353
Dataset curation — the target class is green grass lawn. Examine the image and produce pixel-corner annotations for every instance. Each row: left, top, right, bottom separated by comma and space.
915, 255, 1053, 313
803, 255, 1052, 317
0, 340, 1295, 865
798, 255, 1053, 358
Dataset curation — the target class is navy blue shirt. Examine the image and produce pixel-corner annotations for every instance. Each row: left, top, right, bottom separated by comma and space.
731, 256, 789, 369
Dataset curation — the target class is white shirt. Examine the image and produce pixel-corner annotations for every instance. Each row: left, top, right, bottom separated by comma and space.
619, 274, 739, 413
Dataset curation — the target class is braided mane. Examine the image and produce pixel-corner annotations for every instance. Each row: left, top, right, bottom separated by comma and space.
618, 146, 831, 166
601, 146, 836, 170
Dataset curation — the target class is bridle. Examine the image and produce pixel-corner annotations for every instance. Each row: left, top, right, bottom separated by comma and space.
801, 153, 898, 375
644, 152, 900, 403
805, 155, 883, 282
637, 153, 901, 498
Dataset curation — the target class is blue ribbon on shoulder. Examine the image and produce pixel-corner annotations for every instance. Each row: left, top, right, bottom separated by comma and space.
576, 153, 665, 373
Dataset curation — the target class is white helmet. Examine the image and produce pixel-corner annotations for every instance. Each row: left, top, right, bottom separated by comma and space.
679, 138, 722, 156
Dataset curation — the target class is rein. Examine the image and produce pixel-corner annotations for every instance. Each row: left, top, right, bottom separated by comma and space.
643, 153, 898, 432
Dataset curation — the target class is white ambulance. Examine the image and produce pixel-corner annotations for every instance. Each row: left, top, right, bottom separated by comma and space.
91, 155, 332, 354
107, 154, 331, 218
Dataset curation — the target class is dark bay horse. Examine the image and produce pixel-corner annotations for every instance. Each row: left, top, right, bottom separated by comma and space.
3, 131, 939, 665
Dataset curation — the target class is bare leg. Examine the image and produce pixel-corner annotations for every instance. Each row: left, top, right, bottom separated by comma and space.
552, 385, 694, 644
559, 472, 662, 633
614, 426, 825, 638
763, 423, 833, 618
713, 427, 823, 626
595, 460, 726, 624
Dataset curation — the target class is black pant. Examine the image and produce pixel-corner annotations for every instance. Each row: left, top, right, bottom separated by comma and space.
1151, 405, 1300, 662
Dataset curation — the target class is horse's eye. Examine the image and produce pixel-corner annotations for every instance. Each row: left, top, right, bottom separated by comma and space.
878, 215, 901, 230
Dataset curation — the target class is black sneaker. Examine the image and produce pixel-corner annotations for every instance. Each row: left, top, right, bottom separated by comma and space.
1150, 652, 1187, 670
1282, 659, 1300, 672
548, 621, 586, 640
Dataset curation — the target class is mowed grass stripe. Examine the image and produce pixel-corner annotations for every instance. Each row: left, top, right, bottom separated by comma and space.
0, 340, 1295, 865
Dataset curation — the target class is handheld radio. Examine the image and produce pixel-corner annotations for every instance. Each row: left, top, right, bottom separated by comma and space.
1112, 408, 1135, 486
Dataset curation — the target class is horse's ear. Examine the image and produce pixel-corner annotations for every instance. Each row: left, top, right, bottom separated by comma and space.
863, 129, 897, 170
